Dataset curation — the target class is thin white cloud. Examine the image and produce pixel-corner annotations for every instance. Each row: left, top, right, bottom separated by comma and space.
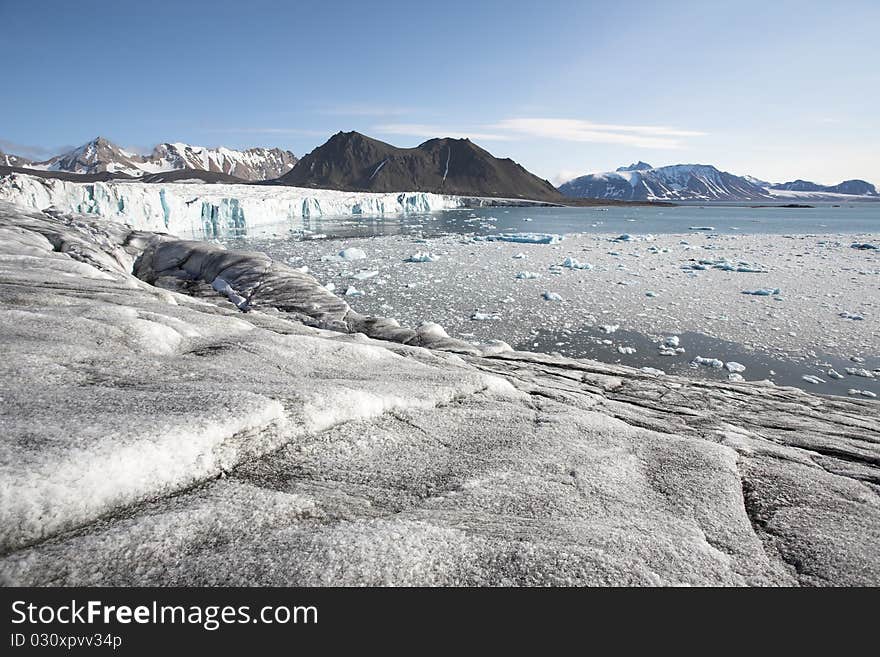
372, 117, 705, 149
551, 169, 587, 186
373, 123, 515, 142
493, 118, 706, 149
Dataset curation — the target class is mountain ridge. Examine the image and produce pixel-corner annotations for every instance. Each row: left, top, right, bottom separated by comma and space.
7, 137, 297, 181
559, 163, 878, 201
275, 131, 564, 202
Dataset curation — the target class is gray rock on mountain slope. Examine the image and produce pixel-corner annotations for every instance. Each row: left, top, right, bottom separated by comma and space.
0, 201, 877, 586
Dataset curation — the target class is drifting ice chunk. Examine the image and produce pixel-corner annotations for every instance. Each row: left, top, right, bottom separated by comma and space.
725, 362, 746, 373
405, 252, 440, 263
617, 346, 636, 355
344, 286, 364, 297
470, 312, 498, 321
664, 336, 680, 348
483, 233, 564, 245
338, 247, 367, 260
839, 312, 865, 320
742, 288, 781, 296
802, 374, 825, 385
689, 226, 715, 231
516, 271, 541, 280
542, 291, 563, 302
352, 270, 378, 280
851, 243, 878, 250
640, 367, 664, 376
599, 324, 619, 334
848, 389, 878, 398
728, 373, 745, 382
562, 256, 593, 270
845, 367, 875, 378
827, 369, 844, 379
692, 356, 724, 369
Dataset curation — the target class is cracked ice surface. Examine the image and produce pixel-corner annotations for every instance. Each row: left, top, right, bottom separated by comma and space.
0, 202, 878, 586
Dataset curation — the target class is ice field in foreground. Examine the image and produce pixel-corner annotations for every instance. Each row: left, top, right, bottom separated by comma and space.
0, 201, 878, 586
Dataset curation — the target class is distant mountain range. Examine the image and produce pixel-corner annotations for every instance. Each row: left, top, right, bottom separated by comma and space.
276, 131, 563, 202
558, 162, 878, 201
2, 135, 877, 203
0, 137, 297, 181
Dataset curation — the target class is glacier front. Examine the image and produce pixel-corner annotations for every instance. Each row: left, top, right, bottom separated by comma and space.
0, 172, 465, 237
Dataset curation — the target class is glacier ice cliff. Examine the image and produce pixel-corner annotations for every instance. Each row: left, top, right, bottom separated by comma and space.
0, 172, 465, 237
0, 200, 878, 586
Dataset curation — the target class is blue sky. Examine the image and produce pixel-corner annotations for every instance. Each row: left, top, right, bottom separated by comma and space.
1, 0, 877, 185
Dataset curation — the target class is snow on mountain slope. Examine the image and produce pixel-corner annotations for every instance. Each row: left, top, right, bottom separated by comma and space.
145, 143, 297, 180
23, 137, 297, 181
559, 163, 772, 201
560, 163, 879, 202
0, 172, 464, 236
0, 150, 33, 168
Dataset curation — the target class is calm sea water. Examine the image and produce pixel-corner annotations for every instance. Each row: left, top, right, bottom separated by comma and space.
220, 202, 879, 241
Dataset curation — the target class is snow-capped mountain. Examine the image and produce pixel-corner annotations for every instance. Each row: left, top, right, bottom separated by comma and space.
17, 137, 297, 181
559, 163, 878, 201
145, 143, 298, 181
771, 179, 877, 196
558, 163, 772, 201
0, 149, 33, 168
40, 137, 145, 176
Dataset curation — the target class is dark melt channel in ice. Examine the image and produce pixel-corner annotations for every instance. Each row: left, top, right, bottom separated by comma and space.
516, 326, 880, 398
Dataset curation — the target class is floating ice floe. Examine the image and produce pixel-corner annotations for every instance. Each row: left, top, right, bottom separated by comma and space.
664, 336, 680, 348
405, 251, 440, 263
599, 324, 619, 334
848, 389, 878, 398
845, 367, 875, 378
516, 271, 541, 280
470, 312, 498, 321
689, 226, 715, 231
645, 291, 657, 297
725, 362, 746, 373
562, 256, 593, 270
838, 312, 865, 320
337, 247, 367, 261
344, 286, 364, 297
827, 369, 844, 379
692, 357, 724, 369
481, 232, 564, 245
351, 270, 378, 281
728, 373, 745, 382
802, 375, 825, 385
542, 291, 563, 302
742, 288, 781, 296
851, 243, 878, 250
617, 346, 636, 355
